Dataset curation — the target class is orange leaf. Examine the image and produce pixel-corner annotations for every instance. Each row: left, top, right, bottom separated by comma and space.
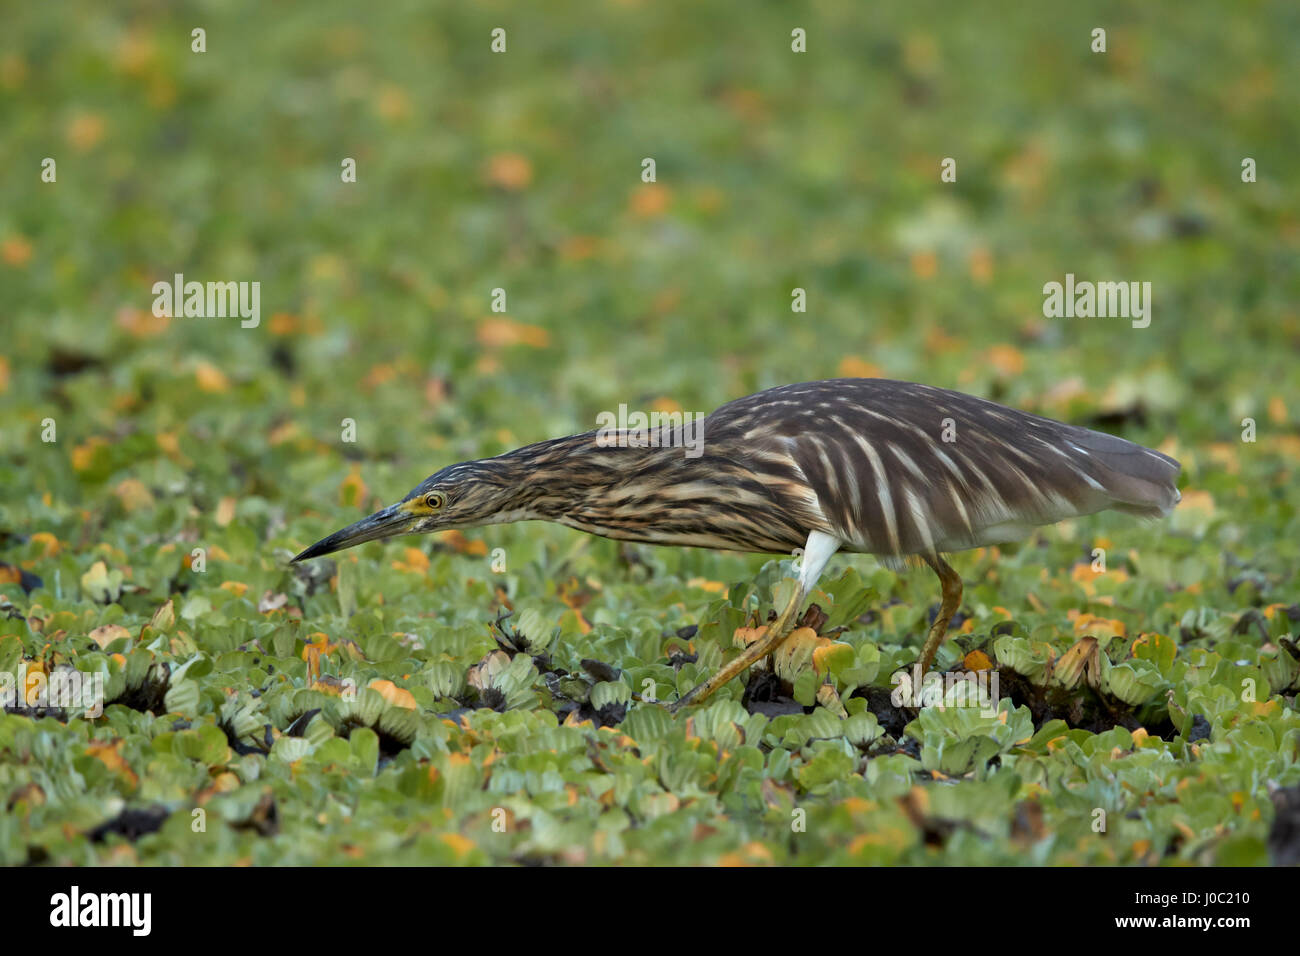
985, 344, 1026, 377
369, 679, 417, 710
629, 183, 671, 218
476, 317, 549, 349
439, 531, 487, 557
115, 306, 169, 338
968, 246, 994, 284
85, 740, 138, 788
66, 111, 106, 150
485, 152, 532, 190
2, 236, 33, 267
838, 357, 884, 379
909, 250, 937, 278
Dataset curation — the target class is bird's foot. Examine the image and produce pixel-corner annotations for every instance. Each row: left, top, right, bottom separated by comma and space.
666, 684, 704, 715
666, 599, 807, 714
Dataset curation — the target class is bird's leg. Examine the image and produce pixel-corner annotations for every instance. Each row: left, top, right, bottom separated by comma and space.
917, 553, 962, 675
668, 578, 808, 712
669, 530, 840, 713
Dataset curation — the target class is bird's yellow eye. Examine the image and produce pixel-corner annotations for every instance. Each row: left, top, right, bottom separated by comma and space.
424, 491, 447, 511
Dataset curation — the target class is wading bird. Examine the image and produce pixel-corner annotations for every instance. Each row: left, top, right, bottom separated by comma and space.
293, 379, 1180, 711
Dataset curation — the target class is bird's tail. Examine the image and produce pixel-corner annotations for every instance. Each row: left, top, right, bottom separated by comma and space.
1065, 426, 1182, 518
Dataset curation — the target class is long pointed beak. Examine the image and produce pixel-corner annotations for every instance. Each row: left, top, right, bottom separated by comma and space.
292, 504, 414, 562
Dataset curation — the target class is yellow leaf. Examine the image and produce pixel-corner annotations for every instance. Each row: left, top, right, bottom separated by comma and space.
774, 627, 837, 681
113, 478, 155, 513
1069, 610, 1126, 639
559, 235, 602, 261
687, 578, 727, 594
650, 396, 683, 414
29, 532, 60, 557
268, 421, 299, 446
339, 466, 368, 509
88, 624, 131, 648
65, 111, 106, 150
1268, 395, 1287, 425
215, 496, 237, 526
80, 561, 116, 601
812, 639, 853, 674
155, 430, 182, 458
717, 841, 774, 867
149, 599, 176, 631
194, 360, 230, 393
71, 437, 108, 472
115, 306, 169, 338
441, 833, 477, 858
374, 85, 411, 120
268, 312, 299, 335
1178, 489, 1215, 516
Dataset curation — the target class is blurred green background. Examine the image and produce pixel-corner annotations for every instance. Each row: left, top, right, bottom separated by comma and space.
1, 1, 1298, 865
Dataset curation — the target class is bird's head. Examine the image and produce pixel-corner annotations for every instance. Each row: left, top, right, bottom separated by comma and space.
291, 461, 527, 563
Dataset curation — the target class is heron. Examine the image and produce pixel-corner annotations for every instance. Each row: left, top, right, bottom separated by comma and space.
293, 378, 1181, 712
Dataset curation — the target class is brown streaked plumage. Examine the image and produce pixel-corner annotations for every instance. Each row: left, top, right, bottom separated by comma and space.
293, 378, 1181, 710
